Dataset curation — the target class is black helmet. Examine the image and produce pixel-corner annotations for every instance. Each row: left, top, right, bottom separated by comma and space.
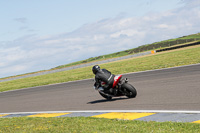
92, 65, 100, 74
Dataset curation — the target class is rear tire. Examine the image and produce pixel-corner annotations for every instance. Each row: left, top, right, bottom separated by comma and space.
122, 83, 137, 98
99, 92, 112, 100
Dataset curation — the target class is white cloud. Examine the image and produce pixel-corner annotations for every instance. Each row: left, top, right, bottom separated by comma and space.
110, 29, 145, 38
1, 0, 200, 78
157, 24, 169, 29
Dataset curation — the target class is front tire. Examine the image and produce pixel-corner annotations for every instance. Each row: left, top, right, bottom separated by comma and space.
122, 83, 137, 98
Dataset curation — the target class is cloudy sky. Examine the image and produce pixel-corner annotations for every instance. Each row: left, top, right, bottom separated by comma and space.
0, 0, 200, 78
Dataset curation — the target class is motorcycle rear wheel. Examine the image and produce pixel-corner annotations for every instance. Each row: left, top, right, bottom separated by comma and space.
122, 83, 137, 98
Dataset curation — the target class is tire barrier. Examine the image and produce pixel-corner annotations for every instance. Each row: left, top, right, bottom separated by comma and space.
156, 41, 200, 52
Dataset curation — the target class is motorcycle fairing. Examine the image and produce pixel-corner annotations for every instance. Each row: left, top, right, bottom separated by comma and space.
112, 75, 122, 88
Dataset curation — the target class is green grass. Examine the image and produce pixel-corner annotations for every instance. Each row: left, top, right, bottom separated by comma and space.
0, 45, 200, 92
0, 117, 200, 133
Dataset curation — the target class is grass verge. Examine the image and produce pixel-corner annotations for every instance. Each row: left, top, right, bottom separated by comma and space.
0, 117, 200, 133
0, 45, 200, 92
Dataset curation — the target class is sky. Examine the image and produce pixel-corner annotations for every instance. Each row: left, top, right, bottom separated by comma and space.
0, 0, 200, 78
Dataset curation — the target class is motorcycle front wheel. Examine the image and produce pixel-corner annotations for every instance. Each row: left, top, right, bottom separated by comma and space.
122, 83, 137, 98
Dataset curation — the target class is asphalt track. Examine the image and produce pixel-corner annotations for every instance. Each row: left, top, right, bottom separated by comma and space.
0, 64, 200, 114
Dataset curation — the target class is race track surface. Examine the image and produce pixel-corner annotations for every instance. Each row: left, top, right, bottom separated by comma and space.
0, 64, 200, 113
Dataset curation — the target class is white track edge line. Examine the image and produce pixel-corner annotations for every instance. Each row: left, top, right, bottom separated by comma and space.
1, 110, 200, 115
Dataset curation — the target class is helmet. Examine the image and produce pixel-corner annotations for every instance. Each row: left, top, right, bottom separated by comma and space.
92, 65, 100, 74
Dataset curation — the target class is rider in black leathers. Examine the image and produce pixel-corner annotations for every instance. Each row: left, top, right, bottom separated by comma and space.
92, 65, 115, 93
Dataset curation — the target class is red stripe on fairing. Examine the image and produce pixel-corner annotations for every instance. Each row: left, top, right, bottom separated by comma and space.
112, 75, 122, 88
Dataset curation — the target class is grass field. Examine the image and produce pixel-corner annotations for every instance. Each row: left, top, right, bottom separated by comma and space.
0, 117, 200, 133
0, 45, 200, 92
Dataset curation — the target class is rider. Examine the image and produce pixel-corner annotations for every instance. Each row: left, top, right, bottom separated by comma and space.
92, 65, 115, 93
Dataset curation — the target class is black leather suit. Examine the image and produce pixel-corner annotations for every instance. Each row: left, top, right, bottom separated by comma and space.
94, 69, 115, 91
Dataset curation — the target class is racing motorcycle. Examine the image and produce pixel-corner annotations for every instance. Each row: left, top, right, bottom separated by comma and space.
94, 75, 137, 100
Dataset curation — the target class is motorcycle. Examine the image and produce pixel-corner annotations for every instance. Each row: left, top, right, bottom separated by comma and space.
94, 75, 137, 100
